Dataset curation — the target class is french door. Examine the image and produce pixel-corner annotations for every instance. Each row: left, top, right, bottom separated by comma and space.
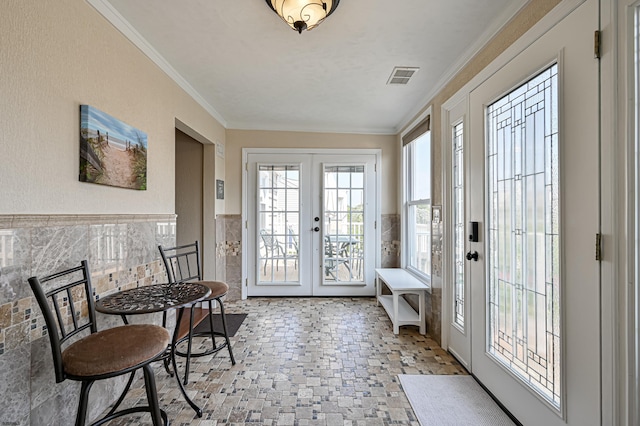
464, 0, 601, 424
245, 150, 378, 297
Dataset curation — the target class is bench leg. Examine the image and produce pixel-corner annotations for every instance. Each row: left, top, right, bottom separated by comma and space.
392, 292, 400, 335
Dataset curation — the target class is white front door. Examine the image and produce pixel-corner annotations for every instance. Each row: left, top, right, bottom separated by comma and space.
468, 0, 600, 424
246, 151, 378, 296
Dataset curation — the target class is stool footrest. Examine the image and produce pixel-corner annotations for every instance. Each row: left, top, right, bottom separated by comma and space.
174, 332, 229, 358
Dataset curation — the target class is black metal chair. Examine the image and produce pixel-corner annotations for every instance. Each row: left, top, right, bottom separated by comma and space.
158, 241, 235, 385
28, 260, 170, 426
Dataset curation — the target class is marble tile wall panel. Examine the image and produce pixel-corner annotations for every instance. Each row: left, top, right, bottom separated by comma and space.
430, 287, 442, 345
0, 228, 31, 305
0, 344, 30, 425
123, 221, 157, 269
431, 213, 443, 290
89, 223, 126, 277
226, 254, 242, 301
0, 214, 176, 426
381, 214, 399, 242
223, 214, 242, 243
430, 210, 444, 344
215, 216, 226, 283
31, 225, 90, 290
381, 214, 400, 268
221, 215, 242, 301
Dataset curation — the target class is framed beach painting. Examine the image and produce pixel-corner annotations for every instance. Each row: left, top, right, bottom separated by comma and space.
79, 105, 147, 190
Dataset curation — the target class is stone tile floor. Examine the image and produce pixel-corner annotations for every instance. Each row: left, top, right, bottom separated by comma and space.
105, 297, 466, 425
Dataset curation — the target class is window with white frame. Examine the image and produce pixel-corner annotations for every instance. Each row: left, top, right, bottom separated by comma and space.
403, 117, 431, 279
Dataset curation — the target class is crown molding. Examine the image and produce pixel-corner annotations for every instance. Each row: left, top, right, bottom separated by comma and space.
226, 121, 397, 136
396, 0, 531, 133
86, 0, 228, 128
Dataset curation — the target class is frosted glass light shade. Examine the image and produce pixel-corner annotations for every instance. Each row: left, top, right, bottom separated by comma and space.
266, 0, 340, 33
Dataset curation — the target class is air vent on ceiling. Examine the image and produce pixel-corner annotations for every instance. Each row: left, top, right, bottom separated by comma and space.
387, 67, 419, 85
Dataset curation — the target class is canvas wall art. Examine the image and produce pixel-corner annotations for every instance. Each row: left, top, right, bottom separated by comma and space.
80, 105, 147, 190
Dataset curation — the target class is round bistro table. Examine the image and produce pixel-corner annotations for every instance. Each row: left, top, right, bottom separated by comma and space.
96, 282, 211, 417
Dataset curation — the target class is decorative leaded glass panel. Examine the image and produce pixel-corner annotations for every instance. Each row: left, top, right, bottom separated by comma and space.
453, 122, 465, 328
486, 64, 560, 407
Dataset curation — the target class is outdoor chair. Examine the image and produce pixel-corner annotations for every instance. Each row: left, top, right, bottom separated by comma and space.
260, 229, 286, 274
324, 236, 352, 280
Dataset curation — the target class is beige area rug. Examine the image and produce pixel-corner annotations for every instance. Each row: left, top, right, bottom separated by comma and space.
399, 375, 516, 426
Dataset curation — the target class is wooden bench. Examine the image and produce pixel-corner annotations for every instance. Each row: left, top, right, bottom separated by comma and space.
375, 268, 430, 335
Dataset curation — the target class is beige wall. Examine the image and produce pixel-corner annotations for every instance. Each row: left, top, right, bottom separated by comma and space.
400, 0, 562, 207
224, 130, 398, 215
0, 0, 225, 215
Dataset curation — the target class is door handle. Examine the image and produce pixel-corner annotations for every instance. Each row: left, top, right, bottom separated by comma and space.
314, 227, 320, 232
466, 251, 479, 261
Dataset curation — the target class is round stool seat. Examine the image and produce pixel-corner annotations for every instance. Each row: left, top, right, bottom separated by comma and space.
62, 324, 170, 378
195, 280, 229, 299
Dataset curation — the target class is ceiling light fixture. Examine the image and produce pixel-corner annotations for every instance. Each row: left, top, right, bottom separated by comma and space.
265, 0, 340, 34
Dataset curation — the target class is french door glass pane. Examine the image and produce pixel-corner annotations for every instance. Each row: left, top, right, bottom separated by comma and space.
453, 122, 465, 328
486, 64, 560, 407
324, 166, 364, 283
258, 165, 300, 283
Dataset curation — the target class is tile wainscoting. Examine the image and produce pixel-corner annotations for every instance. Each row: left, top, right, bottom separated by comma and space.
0, 213, 443, 424
215, 214, 242, 301
0, 214, 176, 425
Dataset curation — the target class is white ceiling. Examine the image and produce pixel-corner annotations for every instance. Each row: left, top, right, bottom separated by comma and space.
91, 0, 527, 135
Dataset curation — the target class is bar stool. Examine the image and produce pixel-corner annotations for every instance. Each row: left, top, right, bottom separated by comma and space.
28, 260, 170, 426
158, 241, 236, 385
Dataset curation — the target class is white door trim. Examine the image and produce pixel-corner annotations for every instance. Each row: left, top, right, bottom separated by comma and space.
242, 148, 382, 299
620, 1, 637, 424
441, 95, 471, 369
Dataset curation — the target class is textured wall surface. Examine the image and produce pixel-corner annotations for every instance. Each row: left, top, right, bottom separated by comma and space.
0, 0, 225, 216
224, 131, 398, 216
0, 214, 176, 425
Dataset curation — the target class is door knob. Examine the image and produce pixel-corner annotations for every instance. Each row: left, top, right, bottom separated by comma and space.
466, 251, 479, 261
314, 227, 320, 232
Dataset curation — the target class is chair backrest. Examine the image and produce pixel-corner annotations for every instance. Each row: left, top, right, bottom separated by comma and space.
324, 236, 336, 256
259, 229, 278, 249
287, 226, 299, 252
28, 260, 97, 383
158, 241, 202, 284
